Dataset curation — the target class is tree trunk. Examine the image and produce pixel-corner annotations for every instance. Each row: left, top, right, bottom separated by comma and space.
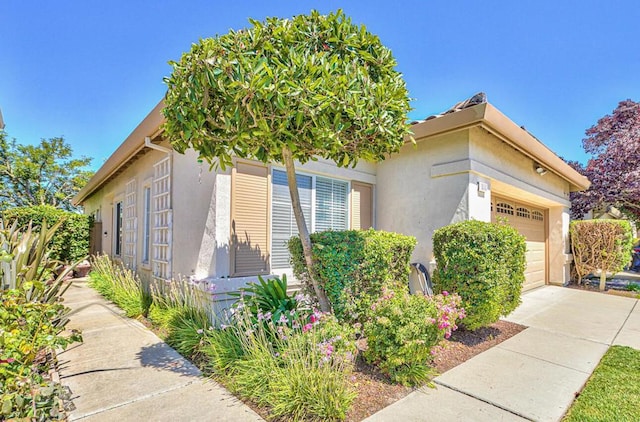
599, 270, 607, 291
282, 147, 331, 312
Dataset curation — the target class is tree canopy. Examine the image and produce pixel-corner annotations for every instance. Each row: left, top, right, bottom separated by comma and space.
163, 10, 412, 311
162, 9, 412, 169
0, 132, 93, 212
570, 99, 640, 221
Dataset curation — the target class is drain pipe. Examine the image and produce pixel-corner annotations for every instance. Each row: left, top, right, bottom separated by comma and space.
144, 136, 172, 154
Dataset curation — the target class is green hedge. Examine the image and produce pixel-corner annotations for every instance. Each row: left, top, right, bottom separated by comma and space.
3, 205, 90, 263
288, 229, 416, 320
432, 220, 526, 330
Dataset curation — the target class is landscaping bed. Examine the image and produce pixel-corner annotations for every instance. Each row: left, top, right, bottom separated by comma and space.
344, 319, 525, 421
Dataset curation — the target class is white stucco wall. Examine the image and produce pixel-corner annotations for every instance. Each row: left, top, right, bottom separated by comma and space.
377, 125, 575, 285
376, 130, 473, 264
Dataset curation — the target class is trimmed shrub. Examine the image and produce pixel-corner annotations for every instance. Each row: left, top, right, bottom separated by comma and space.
570, 219, 633, 290
432, 220, 526, 330
289, 229, 416, 320
362, 289, 465, 386
3, 205, 90, 263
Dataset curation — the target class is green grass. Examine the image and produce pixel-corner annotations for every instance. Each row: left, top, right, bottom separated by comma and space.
563, 346, 640, 422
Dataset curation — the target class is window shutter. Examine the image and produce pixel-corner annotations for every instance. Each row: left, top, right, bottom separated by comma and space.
231, 162, 270, 276
315, 177, 348, 232
351, 182, 373, 230
271, 170, 311, 269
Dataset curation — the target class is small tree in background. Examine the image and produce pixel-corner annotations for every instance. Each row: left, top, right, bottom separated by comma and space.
163, 10, 412, 311
0, 132, 93, 212
569, 100, 640, 221
570, 220, 633, 290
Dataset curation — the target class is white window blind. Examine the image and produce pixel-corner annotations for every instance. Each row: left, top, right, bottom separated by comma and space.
271, 170, 311, 269
315, 177, 348, 232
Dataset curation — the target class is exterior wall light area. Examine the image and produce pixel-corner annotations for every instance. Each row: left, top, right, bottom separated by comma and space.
535, 164, 548, 175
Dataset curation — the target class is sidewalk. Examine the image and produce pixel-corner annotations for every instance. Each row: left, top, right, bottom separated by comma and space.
366, 286, 639, 422
58, 278, 263, 422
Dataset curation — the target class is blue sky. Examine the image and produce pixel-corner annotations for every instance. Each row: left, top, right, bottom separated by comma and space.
1, 1, 639, 170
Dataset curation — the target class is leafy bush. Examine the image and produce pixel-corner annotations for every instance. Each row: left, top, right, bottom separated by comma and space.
362, 289, 464, 385
0, 288, 81, 420
433, 220, 526, 330
1, 218, 76, 303
289, 229, 416, 320
3, 205, 90, 263
88, 254, 152, 318
570, 219, 634, 290
203, 297, 357, 420
229, 275, 302, 327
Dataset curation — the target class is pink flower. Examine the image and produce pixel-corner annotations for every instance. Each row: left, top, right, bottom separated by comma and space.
442, 291, 449, 296
302, 323, 313, 332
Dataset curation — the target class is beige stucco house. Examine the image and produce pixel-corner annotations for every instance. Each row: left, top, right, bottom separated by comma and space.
74, 96, 589, 296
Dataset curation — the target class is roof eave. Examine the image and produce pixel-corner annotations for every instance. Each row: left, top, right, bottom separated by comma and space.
73, 100, 166, 205
409, 103, 591, 192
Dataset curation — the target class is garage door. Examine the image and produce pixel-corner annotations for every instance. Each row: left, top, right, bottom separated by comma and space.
492, 197, 546, 291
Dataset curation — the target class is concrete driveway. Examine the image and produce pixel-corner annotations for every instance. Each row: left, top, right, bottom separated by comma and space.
366, 286, 639, 422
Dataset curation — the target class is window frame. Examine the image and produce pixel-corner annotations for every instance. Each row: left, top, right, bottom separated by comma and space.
114, 200, 124, 257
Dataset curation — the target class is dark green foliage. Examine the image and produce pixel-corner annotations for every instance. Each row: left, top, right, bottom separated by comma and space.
288, 229, 416, 319
229, 275, 299, 325
3, 205, 90, 263
432, 220, 526, 330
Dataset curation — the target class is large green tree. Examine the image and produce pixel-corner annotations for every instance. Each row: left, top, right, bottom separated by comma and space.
163, 10, 412, 311
0, 132, 93, 212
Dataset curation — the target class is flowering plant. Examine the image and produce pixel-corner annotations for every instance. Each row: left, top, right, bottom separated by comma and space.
362, 288, 464, 386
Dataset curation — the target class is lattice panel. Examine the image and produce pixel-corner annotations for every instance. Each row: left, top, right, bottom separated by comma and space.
152, 156, 172, 281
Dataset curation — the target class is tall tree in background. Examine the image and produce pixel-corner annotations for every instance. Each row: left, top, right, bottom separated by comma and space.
570, 100, 640, 221
0, 132, 93, 212
163, 10, 412, 311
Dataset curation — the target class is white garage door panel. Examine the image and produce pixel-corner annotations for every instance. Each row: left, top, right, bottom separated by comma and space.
524, 241, 545, 289
492, 197, 546, 291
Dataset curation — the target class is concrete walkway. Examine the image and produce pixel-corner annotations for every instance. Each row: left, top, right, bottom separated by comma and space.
58, 279, 263, 421
366, 286, 639, 422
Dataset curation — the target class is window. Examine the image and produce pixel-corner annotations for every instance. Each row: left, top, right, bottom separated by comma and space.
142, 186, 151, 264
271, 170, 312, 269
271, 169, 348, 269
315, 177, 348, 232
114, 201, 123, 256
532, 210, 544, 221
516, 207, 531, 219
496, 202, 514, 216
